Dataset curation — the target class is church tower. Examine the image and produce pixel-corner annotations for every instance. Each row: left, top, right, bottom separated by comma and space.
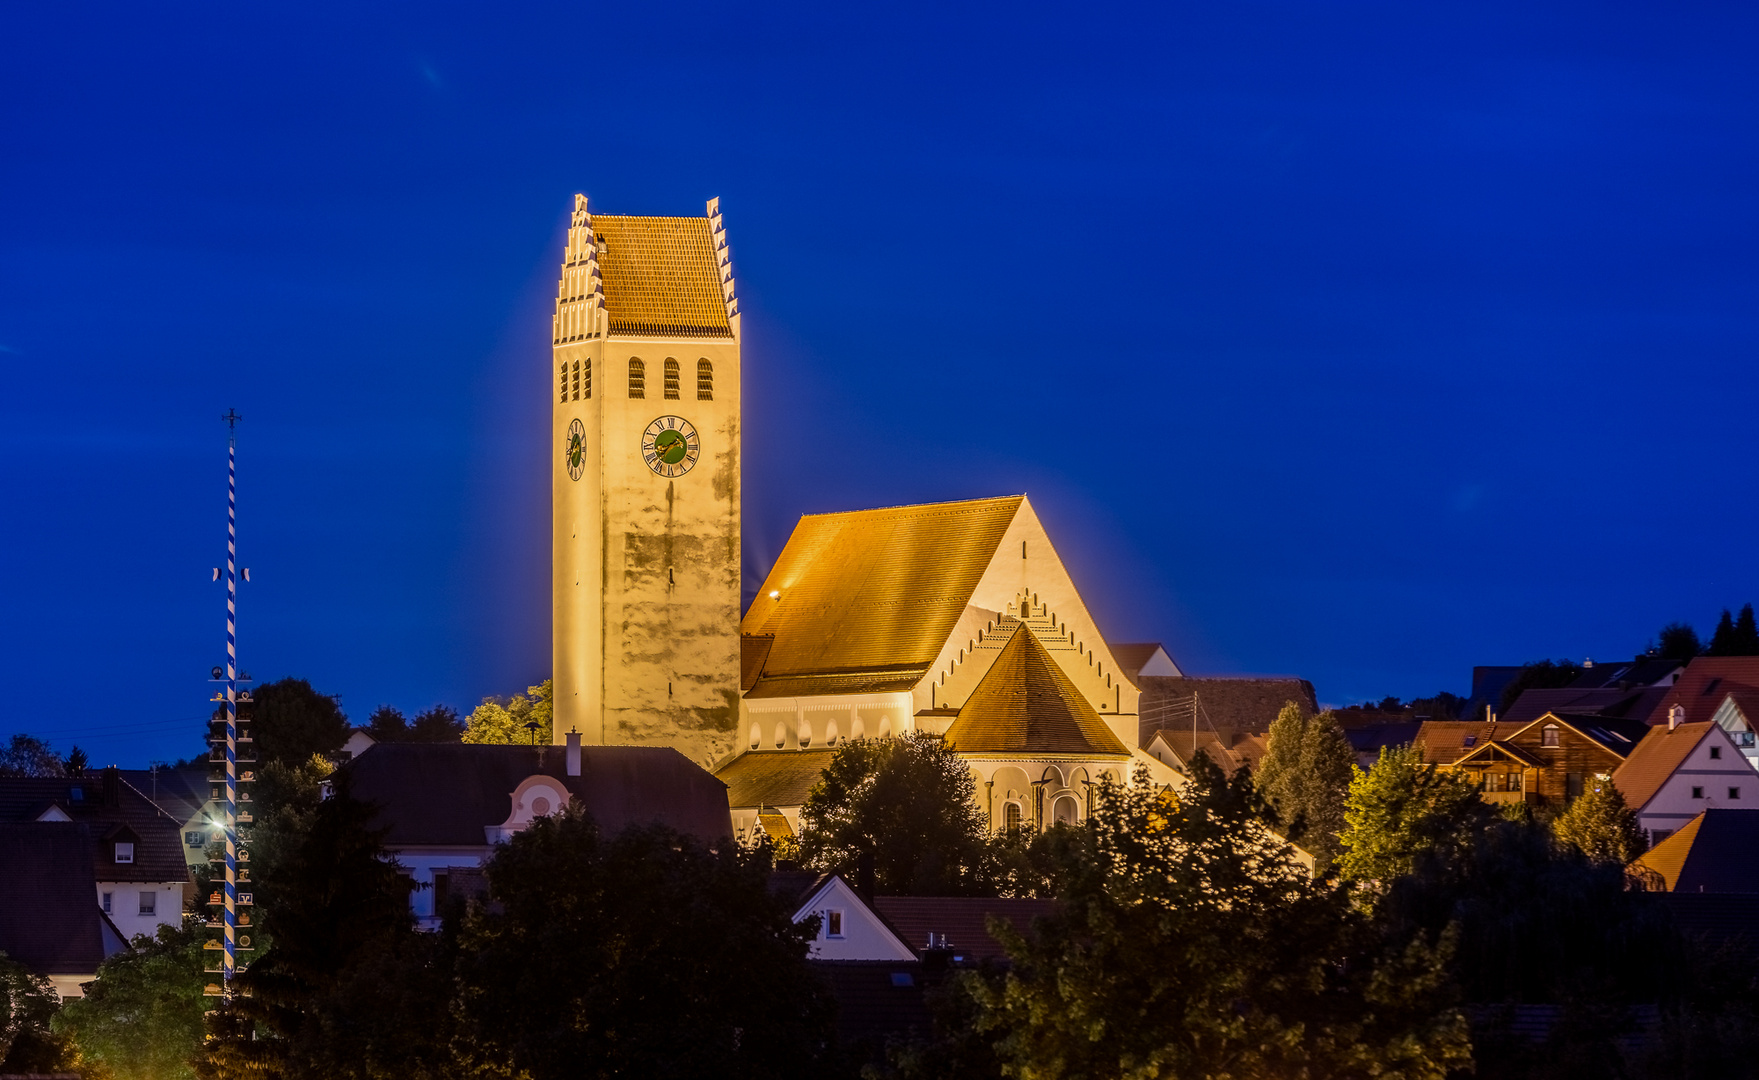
551, 194, 741, 766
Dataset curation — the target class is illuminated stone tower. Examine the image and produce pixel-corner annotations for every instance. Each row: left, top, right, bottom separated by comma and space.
551, 195, 742, 766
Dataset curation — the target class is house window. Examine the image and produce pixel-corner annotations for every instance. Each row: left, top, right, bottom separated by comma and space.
1732, 787, 1742, 800
1711, 745, 1723, 760
628, 358, 645, 398
1462, 735, 1477, 748
1565, 773, 1583, 800
138, 891, 156, 916
826, 910, 844, 938
185, 831, 205, 847
1542, 725, 1560, 748
697, 359, 713, 400
101, 892, 112, 914
1692, 786, 1705, 799
114, 842, 134, 864
663, 358, 681, 399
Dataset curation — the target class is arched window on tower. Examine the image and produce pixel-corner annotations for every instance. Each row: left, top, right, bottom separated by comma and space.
583, 358, 591, 399
571, 359, 580, 401
628, 358, 645, 398
697, 359, 713, 400
558, 361, 568, 404
664, 358, 681, 399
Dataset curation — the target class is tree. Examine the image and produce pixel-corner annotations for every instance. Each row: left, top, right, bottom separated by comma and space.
1408, 691, 1466, 720
462, 680, 553, 744
1552, 780, 1645, 865
1338, 744, 1486, 883
0, 952, 78, 1074
1254, 703, 1355, 869
0, 734, 67, 777
248, 678, 350, 768
63, 745, 88, 775
364, 704, 464, 744
967, 759, 1471, 1080
797, 732, 993, 896
1498, 659, 1586, 714
55, 920, 207, 1080
1707, 604, 1759, 657
452, 809, 837, 1080
1657, 621, 1704, 661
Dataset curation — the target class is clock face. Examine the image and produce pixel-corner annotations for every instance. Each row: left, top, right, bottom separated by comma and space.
641, 416, 700, 478
564, 419, 585, 481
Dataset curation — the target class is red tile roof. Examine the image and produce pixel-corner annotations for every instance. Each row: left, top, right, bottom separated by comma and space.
1613, 722, 1721, 812
1651, 658, 1759, 727
872, 896, 1058, 962
0, 771, 187, 884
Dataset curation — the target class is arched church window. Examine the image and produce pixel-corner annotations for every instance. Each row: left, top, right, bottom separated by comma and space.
749, 723, 760, 750
583, 358, 591, 399
825, 719, 839, 745
572, 359, 581, 401
1003, 802, 1023, 833
1053, 795, 1078, 826
558, 362, 568, 404
697, 359, 713, 400
850, 716, 865, 740
628, 358, 645, 398
664, 358, 681, 399
774, 721, 787, 749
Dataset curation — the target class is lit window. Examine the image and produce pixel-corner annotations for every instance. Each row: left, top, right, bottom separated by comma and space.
628, 358, 645, 398
1542, 725, 1560, 748
101, 892, 112, 914
827, 910, 844, 938
1710, 745, 1722, 760
114, 842, 134, 864
697, 359, 713, 400
138, 891, 156, 916
664, 358, 680, 399
1692, 786, 1705, 799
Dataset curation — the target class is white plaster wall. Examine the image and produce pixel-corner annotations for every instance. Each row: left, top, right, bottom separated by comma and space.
98, 881, 184, 941
795, 878, 914, 961
1632, 727, 1755, 839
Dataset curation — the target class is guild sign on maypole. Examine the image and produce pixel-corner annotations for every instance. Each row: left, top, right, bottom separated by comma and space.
203, 409, 256, 997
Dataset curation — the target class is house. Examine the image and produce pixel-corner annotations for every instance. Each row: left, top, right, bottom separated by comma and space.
1612, 721, 1753, 844
1109, 643, 1183, 682
778, 872, 1057, 965
343, 737, 730, 926
1143, 727, 1267, 777
1417, 713, 1649, 807
1708, 692, 1759, 770
118, 765, 217, 871
1649, 657, 1759, 726
1336, 716, 1422, 769
1499, 686, 1671, 729
0, 823, 129, 998
337, 727, 377, 762
1568, 655, 1685, 692
1630, 809, 1759, 893
0, 768, 191, 941
1138, 675, 1317, 750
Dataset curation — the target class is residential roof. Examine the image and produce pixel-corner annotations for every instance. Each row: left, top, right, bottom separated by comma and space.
1463, 665, 1525, 723
715, 748, 839, 811
1653, 658, 1759, 727
1501, 687, 1659, 728
741, 496, 1025, 696
872, 896, 1058, 963
1145, 728, 1265, 775
1414, 721, 1523, 764
0, 823, 108, 977
1453, 739, 1546, 769
944, 625, 1130, 757
1614, 722, 1724, 811
116, 766, 209, 825
1108, 643, 1182, 686
1716, 690, 1759, 727
1569, 656, 1685, 691
343, 743, 731, 846
1633, 809, 1759, 893
1341, 722, 1421, 761
0, 771, 188, 884
592, 214, 732, 338
1137, 676, 1317, 748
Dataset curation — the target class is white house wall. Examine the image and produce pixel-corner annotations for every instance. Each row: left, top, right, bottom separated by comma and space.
1633, 726, 1755, 841
793, 877, 915, 961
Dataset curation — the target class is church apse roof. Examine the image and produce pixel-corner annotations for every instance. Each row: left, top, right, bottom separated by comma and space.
944, 624, 1130, 757
742, 496, 1025, 697
593, 214, 732, 338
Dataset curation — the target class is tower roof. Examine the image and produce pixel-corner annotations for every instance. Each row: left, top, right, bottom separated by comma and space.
944, 624, 1130, 757
594, 214, 733, 338
742, 496, 1026, 695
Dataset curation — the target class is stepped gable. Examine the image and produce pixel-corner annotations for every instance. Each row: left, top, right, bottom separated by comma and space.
716, 748, 840, 813
1633, 808, 1759, 893
344, 743, 731, 844
944, 624, 1129, 756
742, 496, 1025, 697
592, 213, 733, 338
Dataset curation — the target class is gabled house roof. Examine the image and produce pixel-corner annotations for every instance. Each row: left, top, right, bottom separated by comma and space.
1632, 809, 1759, 893
943, 625, 1129, 757
872, 896, 1057, 963
1138, 676, 1318, 748
1144, 728, 1265, 776
1712, 690, 1759, 729
116, 766, 209, 825
1500, 687, 1669, 728
1451, 739, 1546, 769
592, 213, 733, 338
741, 496, 1025, 697
344, 743, 731, 846
0, 823, 117, 978
1653, 658, 1759, 728
716, 748, 838, 811
1568, 656, 1685, 691
1613, 722, 1731, 811
0, 771, 188, 884
1108, 643, 1182, 686
1416, 713, 1646, 765
1415, 720, 1525, 764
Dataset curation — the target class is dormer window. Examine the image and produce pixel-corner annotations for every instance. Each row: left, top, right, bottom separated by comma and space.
1542, 725, 1560, 748
114, 842, 134, 864
1462, 735, 1477, 748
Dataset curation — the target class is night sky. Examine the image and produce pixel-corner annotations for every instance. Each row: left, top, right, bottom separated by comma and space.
3, 2, 1756, 765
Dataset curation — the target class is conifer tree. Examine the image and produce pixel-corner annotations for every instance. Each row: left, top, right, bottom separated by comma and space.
1255, 702, 1354, 869
1706, 604, 1759, 657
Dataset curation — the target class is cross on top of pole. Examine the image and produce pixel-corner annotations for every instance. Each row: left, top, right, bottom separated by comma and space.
222, 408, 242, 428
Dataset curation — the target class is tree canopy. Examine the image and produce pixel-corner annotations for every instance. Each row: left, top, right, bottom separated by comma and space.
1657, 620, 1705, 660
1253, 702, 1355, 869
1337, 743, 1486, 883
54, 921, 207, 1080
0, 951, 77, 1074
1497, 659, 1585, 714
0, 734, 68, 777
1707, 603, 1759, 657
462, 680, 553, 744
798, 731, 994, 896
248, 678, 351, 768
1551, 779, 1646, 866
364, 704, 464, 743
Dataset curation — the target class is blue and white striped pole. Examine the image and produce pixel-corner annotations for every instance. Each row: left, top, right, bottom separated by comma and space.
222, 408, 240, 986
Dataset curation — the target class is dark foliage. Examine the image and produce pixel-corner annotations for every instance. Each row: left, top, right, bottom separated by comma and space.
244, 678, 351, 768
1498, 659, 1586, 713
1656, 621, 1705, 660
55, 920, 207, 1080
453, 809, 838, 1080
0, 733, 68, 777
364, 704, 465, 743
1707, 604, 1759, 657
0, 952, 78, 1074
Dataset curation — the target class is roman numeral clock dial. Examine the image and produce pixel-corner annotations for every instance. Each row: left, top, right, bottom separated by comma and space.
641, 416, 700, 478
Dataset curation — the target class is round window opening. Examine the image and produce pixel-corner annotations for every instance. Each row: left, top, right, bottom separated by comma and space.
531, 796, 552, 816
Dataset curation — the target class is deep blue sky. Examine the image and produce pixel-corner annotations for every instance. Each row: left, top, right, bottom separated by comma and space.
3, 2, 1756, 765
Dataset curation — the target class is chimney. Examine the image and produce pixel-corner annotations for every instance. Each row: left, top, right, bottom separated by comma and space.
101, 765, 120, 807
1669, 704, 1685, 731
566, 731, 581, 777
